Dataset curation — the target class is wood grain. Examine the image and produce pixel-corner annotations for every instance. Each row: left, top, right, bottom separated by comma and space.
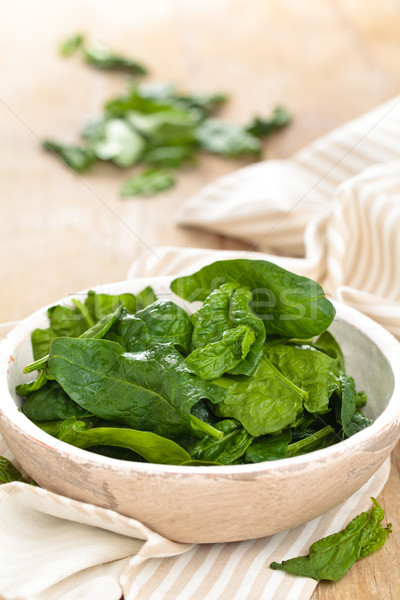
1, 0, 399, 597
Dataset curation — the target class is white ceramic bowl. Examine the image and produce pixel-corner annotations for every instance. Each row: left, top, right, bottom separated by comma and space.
1, 277, 400, 544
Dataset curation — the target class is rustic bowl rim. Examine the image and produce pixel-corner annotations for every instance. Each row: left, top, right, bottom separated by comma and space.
1, 276, 400, 478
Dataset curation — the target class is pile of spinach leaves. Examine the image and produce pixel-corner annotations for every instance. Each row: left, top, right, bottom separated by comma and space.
17, 259, 373, 466
43, 34, 291, 196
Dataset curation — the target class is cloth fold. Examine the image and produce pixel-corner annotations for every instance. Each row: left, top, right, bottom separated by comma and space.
1, 95, 400, 599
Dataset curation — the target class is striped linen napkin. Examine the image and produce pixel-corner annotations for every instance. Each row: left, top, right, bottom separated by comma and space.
0, 95, 399, 599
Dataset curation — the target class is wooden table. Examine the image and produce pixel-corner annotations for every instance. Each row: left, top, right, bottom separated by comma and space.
1, 0, 399, 597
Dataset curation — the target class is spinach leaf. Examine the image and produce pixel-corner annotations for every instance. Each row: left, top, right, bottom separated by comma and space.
0, 457, 31, 484
59, 33, 85, 56
117, 299, 193, 354
190, 283, 266, 376
196, 118, 261, 157
270, 498, 392, 581
246, 105, 291, 137
171, 259, 335, 339
245, 430, 292, 463
42, 141, 96, 173
24, 304, 124, 374
212, 354, 304, 436
87, 119, 145, 167
120, 168, 175, 197
265, 344, 336, 414
185, 325, 255, 380
312, 331, 345, 371
142, 145, 196, 168
185, 420, 253, 464
135, 286, 158, 310
16, 370, 47, 396
59, 418, 191, 465
83, 42, 147, 75
126, 109, 200, 145
85, 290, 136, 320
31, 328, 58, 361
339, 374, 373, 437
22, 381, 89, 421
48, 338, 226, 441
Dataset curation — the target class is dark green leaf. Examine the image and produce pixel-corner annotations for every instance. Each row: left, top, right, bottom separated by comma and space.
185, 325, 255, 380
135, 286, 158, 310
196, 118, 261, 156
313, 331, 345, 372
120, 168, 175, 197
246, 105, 291, 137
85, 290, 136, 321
142, 145, 196, 168
190, 283, 266, 376
16, 370, 47, 396
339, 374, 373, 437
212, 353, 304, 436
270, 498, 392, 581
186, 420, 253, 464
59, 418, 191, 465
48, 338, 227, 441
59, 33, 85, 56
83, 42, 147, 75
117, 299, 193, 354
171, 259, 335, 339
265, 344, 336, 414
22, 381, 89, 421
245, 430, 292, 463
43, 141, 96, 173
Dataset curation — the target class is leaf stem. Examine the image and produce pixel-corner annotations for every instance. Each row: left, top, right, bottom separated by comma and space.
264, 357, 309, 401
287, 425, 333, 456
71, 299, 95, 328
190, 415, 224, 440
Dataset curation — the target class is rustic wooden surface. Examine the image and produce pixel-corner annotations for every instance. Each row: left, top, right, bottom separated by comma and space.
1, 0, 399, 597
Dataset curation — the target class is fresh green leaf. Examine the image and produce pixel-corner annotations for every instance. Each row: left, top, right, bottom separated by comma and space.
185, 420, 253, 464
48, 338, 227, 441
85, 290, 136, 321
16, 370, 48, 396
196, 118, 261, 156
339, 374, 373, 437
59, 417, 191, 465
83, 42, 147, 75
190, 283, 266, 376
142, 145, 196, 168
265, 344, 336, 414
42, 141, 96, 172
246, 105, 291, 137
212, 353, 304, 436
120, 168, 175, 197
24, 304, 124, 374
117, 299, 193, 354
22, 381, 89, 421
185, 325, 255, 380
0, 457, 30, 484
270, 498, 392, 581
313, 331, 345, 372
245, 430, 292, 462
176, 92, 228, 115
59, 33, 85, 56
171, 259, 335, 339
127, 109, 200, 145
135, 286, 158, 310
